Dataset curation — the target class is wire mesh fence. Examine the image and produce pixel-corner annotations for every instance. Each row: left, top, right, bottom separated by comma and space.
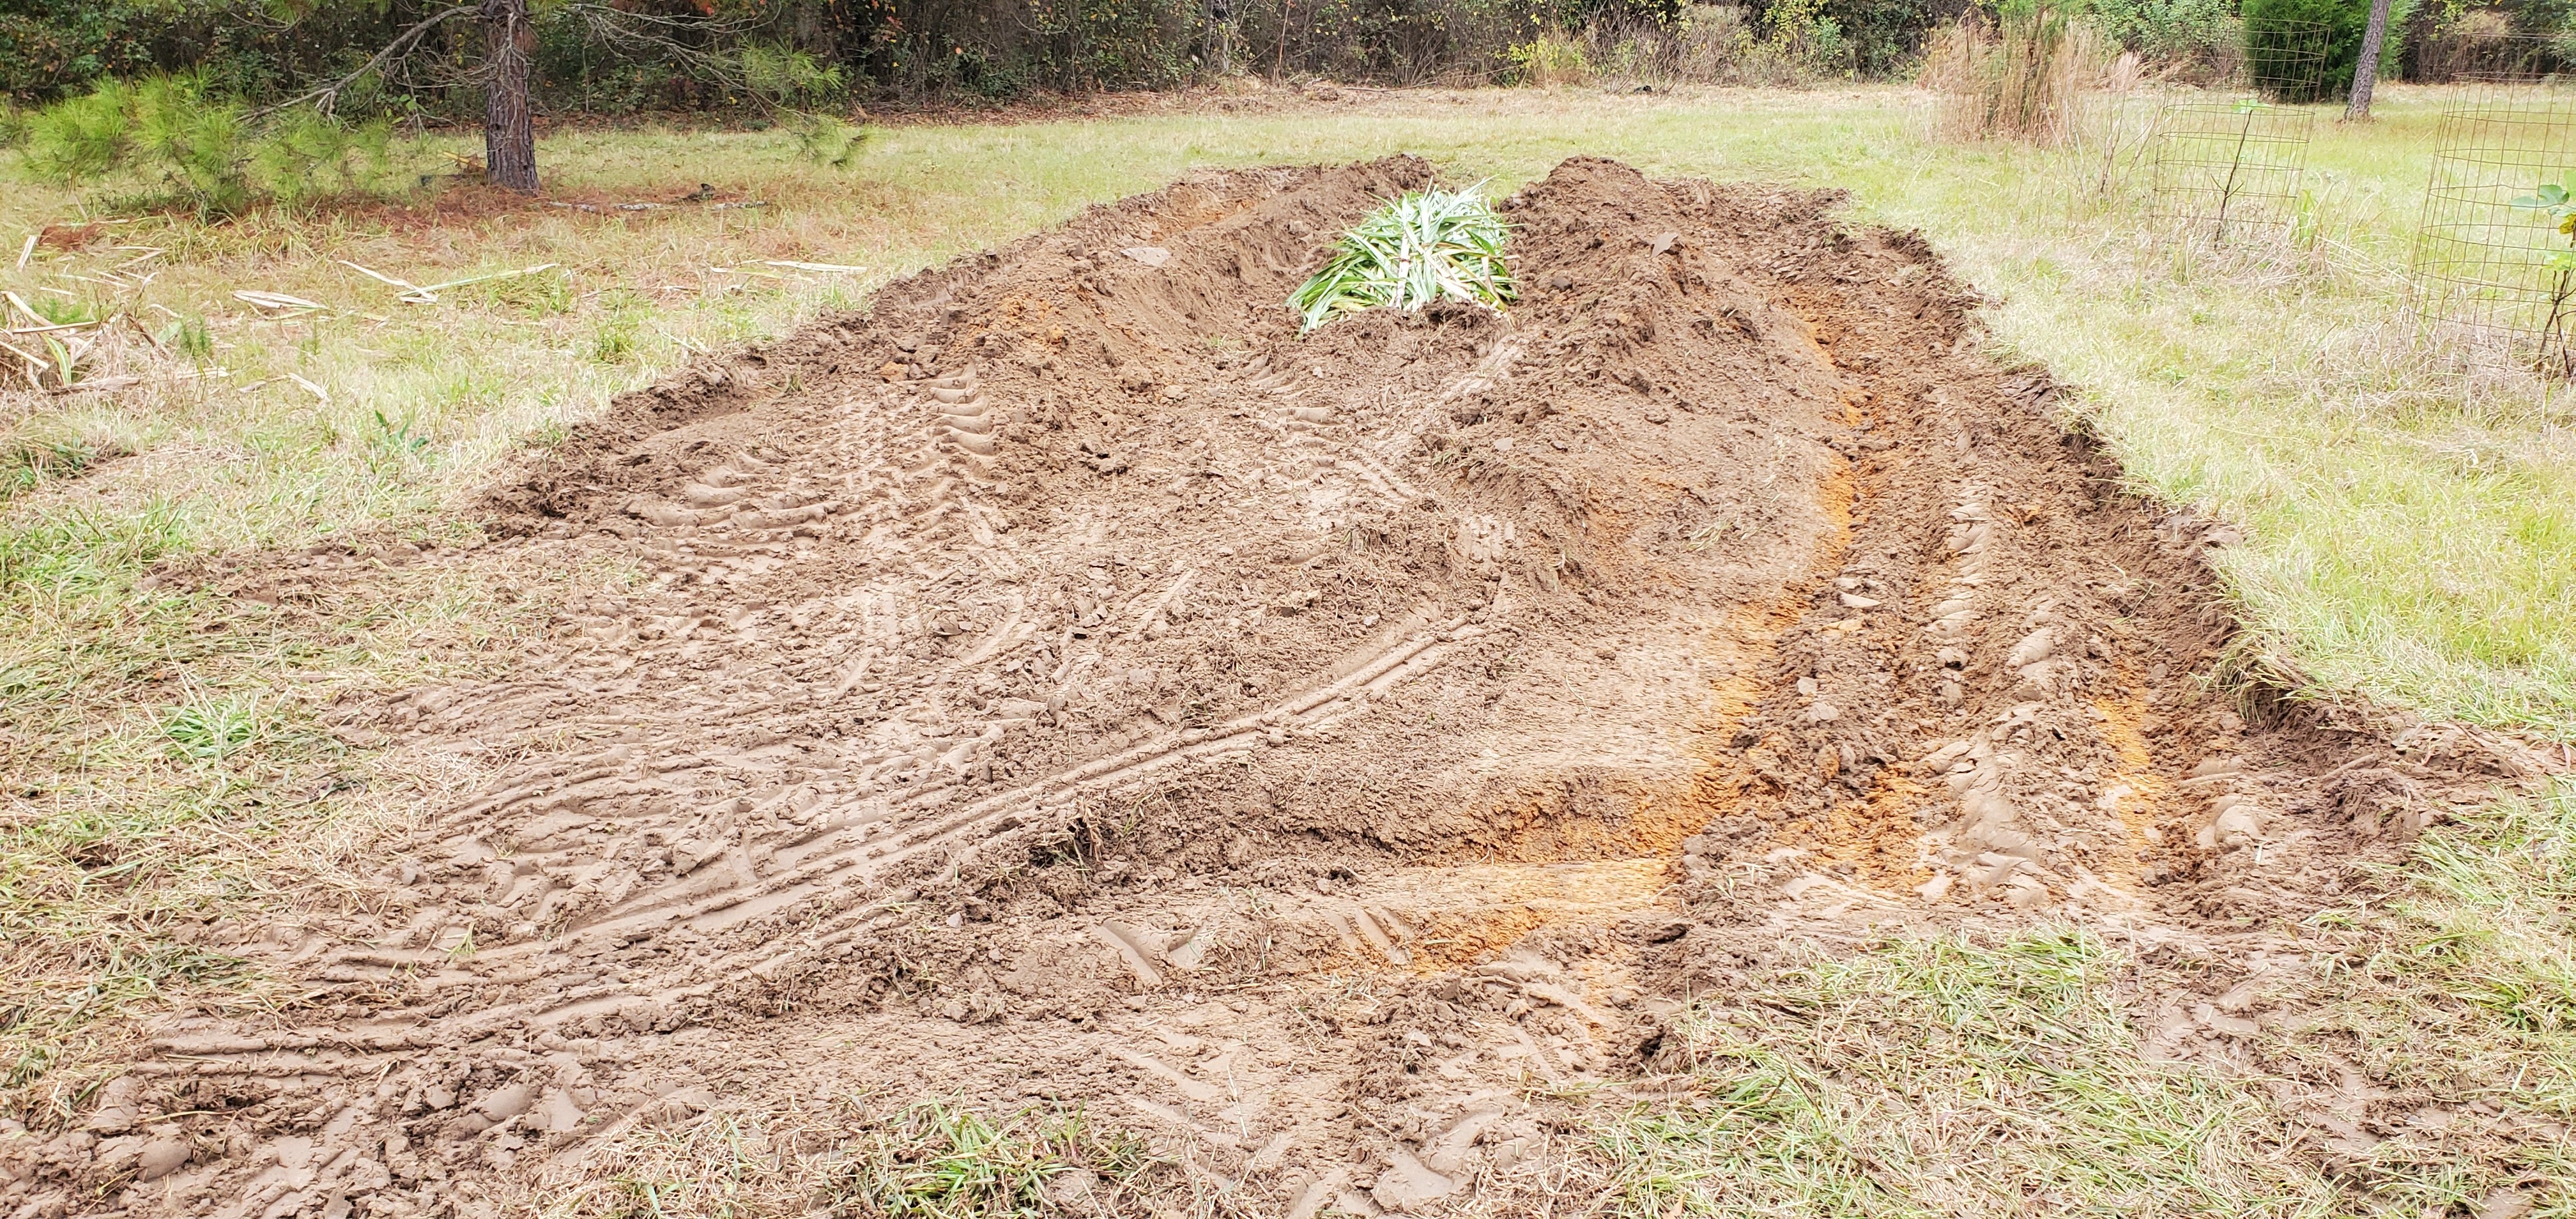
2145, 100, 2314, 243
2242, 17, 2336, 102
2412, 78, 2576, 376
2410, 25, 2576, 83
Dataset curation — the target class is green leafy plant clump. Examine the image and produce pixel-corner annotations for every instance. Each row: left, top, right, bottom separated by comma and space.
2510, 172, 2576, 377
790, 111, 869, 169
2509, 172, 2576, 247
836, 1100, 1151, 1216
13, 72, 397, 213
1289, 186, 1517, 334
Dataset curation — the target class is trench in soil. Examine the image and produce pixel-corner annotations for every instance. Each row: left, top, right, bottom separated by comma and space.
46, 157, 2536, 1219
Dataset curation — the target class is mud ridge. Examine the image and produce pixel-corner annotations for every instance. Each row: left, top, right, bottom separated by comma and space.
17, 157, 2549, 1219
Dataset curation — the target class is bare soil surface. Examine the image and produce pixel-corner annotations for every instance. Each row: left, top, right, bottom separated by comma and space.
11, 157, 2548, 1218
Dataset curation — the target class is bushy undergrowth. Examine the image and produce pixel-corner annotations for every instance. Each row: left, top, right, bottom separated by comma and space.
2244, 0, 2416, 101
1, 0, 1933, 114
2076, 0, 2239, 77
1500, 2, 1874, 89
0, 0, 2532, 112
14, 72, 399, 213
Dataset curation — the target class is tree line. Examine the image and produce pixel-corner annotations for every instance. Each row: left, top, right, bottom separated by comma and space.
14, 0, 1926, 112
8, 0, 2549, 112
0, 0, 2557, 199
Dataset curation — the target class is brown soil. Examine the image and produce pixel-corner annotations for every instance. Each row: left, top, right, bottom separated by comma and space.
12, 157, 2550, 1218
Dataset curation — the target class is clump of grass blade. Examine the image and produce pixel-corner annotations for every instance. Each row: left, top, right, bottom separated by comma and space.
1289, 186, 1515, 334
536, 1095, 1157, 1218
2250, 781, 2576, 1211
1597, 929, 2331, 1215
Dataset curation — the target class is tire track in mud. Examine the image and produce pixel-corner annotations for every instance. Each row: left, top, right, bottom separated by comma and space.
30, 158, 2556, 1219
1331, 316, 1876, 986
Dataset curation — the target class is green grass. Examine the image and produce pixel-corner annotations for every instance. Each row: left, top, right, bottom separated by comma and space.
1896, 98, 2576, 737
2258, 784, 2576, 1211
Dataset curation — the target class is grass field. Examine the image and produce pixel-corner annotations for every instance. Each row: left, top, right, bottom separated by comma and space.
4, 81, 2573, 1213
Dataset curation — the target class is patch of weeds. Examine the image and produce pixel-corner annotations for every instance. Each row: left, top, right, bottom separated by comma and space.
162, 689, 267, 763
542, 1096, 1159, 1218
2248, 781, 2576, 1215
589, 293, 647, 365
0, 498, 188, 598
3, 939, 249, 1096
0, 491, 519, 1107
0, 430, 125, 502
429, 367, 504, 415
835, 1100, 1149, 1216
24, 296, 98, 327
588, 323, 637, 365
152, 312, 215, 365
1593, 930, 2331, 1216
1, 668, 326, 1115
243, 413, 337, 460
479, 266, 574, 318
362, 410, 433, 471
520, 419, 573, 450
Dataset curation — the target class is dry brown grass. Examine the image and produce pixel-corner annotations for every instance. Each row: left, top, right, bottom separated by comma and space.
1924, 8, 2127, 146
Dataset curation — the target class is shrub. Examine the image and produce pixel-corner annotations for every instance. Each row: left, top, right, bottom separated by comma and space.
1818, 0, 1938, 77
2242, 0, 2414, 101
1, 3, 195, 102
2077, 0, 2236, 75
1507, 31, 1595, 82
1757, 0, 1859, 76
1674, 3, 1761, 77
1540, 3, 1870, 89
12, 72, 397, 213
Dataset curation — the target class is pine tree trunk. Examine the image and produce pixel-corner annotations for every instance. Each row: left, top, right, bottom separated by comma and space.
2347, 0, 2395, 119
483, 0, 539, 192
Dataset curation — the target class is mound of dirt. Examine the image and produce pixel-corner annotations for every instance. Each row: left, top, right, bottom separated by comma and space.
17, 157, 2549, 1218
